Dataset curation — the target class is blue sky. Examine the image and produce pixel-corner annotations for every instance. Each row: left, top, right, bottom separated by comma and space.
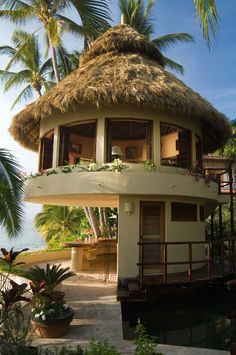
0, 0, 235, 174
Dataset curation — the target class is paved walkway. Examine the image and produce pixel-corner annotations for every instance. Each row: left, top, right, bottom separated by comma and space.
31, 260, 230, 355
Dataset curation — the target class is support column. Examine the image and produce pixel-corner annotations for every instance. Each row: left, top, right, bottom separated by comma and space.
71, 247, 84, 272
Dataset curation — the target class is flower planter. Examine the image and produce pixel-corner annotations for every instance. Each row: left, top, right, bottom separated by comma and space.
31, 308, 74, 338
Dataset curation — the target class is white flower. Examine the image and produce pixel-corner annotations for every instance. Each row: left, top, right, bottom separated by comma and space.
34, 314, 40, 318
42, 315, 46, 321
87, 162, 97, 172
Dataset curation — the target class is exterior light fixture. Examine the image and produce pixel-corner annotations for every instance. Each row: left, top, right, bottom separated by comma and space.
124, 201, 133, 214
111, 145, 123, 159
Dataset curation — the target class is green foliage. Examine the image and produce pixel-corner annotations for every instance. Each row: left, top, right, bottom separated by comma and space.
26, 264, 74, 293
134, 320, 161, 355
0, 148, 24, 238
85, 339, 120, 355
0, 30, 55, 108
144, 160, 156, 172
40, 346, 84, 355
34, 205, 84, 246
0, 311, 33, 352
205, 204, 233, 240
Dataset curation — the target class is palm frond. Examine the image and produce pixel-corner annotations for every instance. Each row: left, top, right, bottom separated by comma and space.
3, 70, 31, 92
10, 84, 33, 109
0, 8, 33, 24
194, 0, 219, 47
162, 55, 184, 75
152, 33, 194, 51
0, 45, 16, 57
0, 149, 24, 238
56, 14, 85, 37
71, 0, 111, 38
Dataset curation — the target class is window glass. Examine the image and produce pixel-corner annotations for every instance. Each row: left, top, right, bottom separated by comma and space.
106, 119, 152, 162
171, 202, 197, 222
161, 123, 191, 169
39, 131, 54, 170
59, 121, 96, 166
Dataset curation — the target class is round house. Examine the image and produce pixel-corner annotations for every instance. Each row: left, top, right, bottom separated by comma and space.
10, 25, 231, 288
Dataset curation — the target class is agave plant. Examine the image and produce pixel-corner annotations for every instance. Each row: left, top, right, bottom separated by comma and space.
26, 264, 74, 295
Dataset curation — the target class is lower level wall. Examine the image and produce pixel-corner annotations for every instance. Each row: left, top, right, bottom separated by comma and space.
118, 195, 207, 279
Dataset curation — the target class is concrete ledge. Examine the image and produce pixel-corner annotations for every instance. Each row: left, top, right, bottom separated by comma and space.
17, 249, 71, 265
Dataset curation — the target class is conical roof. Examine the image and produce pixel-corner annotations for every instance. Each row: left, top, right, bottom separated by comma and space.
9, 25, 231, 153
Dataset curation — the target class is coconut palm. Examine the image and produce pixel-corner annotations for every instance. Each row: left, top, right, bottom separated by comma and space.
34, 205, 85, 246
0, 30, 55, 108
0, 0, 110, 82
119, 0, 194, 74
0, 149, 24, 238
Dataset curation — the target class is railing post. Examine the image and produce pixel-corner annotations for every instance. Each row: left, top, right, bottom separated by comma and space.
188, 243, 192, 282
207, 241, 212, 279
164, 243, 168, 283
140, 242, 144, 288
221, 240, 224, 275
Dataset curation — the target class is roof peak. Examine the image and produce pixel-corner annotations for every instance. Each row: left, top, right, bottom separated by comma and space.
80, 25, 165, 67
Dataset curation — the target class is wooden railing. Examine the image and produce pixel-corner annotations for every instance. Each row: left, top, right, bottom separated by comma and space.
203, 167, 235, 195
138, 238, 236, 288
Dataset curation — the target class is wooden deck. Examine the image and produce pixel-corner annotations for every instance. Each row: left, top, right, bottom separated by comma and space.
142, 263, 234, 286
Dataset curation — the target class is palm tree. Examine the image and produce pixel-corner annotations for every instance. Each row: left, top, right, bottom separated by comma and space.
0, 149, 24, 238
119, 0, 194, 74
34, 205, 85, 247
0, 30, 54, 108
0, 0, 111, 82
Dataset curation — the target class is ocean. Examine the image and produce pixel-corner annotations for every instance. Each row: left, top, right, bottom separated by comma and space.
0, 203, 45, 252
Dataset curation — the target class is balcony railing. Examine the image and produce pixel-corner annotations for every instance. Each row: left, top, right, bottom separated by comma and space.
203, 167, 235, 195
138, 238, 236, 287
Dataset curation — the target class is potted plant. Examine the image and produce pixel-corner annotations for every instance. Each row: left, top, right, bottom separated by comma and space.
25, 264, 75, 338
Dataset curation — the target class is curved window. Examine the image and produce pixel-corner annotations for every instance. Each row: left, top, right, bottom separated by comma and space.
59, 121, 96, 166
106, 119, 153, 162
161, 123, 191, 169
39, 130, 54, 171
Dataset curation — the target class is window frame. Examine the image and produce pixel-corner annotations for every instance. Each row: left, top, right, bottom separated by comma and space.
160, 122, 192, 169
58, 119, 97, 166
105, 118, 153, 163
39, 130, 54, 171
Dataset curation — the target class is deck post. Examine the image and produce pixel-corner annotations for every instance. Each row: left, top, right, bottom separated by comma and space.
188, 243, 192, 282
221, 240, 224, 275
207, 241, 212, 278
164, 243, 168, 283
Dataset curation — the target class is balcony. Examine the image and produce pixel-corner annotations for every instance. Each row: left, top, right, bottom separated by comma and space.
24, 163, 219, 206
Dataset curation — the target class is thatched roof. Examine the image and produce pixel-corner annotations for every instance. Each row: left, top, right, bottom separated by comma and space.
9, 25, 231, 153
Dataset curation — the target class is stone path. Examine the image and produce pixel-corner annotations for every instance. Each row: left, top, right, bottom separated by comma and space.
32, 260, 230, 355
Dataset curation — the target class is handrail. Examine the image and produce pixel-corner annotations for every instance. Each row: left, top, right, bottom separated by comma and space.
138, 238, 236, 287
203, 167, 235, 195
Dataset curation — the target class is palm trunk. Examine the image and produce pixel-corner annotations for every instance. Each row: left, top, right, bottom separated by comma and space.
83, 207, 101, 239
98, 207, 105, 236
50, 43, 60, 83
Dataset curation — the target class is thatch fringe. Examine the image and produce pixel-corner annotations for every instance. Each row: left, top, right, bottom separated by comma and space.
9, 25, 231, 153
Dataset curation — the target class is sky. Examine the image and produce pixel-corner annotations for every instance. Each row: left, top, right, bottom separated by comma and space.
0, 0, 235, 175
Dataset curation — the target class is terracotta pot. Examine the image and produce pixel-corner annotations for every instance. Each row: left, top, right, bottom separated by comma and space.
31, 308, 74, 338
